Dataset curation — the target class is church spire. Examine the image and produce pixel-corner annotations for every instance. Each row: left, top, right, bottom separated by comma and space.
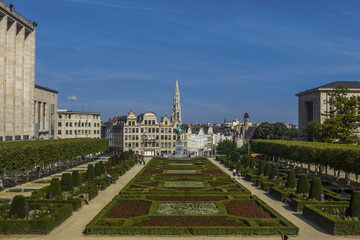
171, 77, 182, 124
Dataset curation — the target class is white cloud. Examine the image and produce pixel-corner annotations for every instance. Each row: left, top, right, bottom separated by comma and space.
68, 96, 78, 102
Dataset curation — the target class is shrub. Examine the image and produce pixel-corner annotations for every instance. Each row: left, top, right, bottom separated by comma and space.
286, 170, 296, 189
270, 165, 279, 180
86, 164, 95, 179
10, 195, 26, 219
349, 190, 360, 218
309, 178, 323, 200
72, 170, 81, 187
95, 163, 101, 177
297, 174, 309, 194
230, 152, 240, 162
258, 161, 265, 175
48, 178, 62, 196
99, 161, 105, 174
242, 156, 250, 168
264, 163, 272, 177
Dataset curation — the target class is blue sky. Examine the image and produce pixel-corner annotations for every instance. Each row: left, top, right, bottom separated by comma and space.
5, 0, 360, 124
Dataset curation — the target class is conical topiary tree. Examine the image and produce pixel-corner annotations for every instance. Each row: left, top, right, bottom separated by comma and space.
230, 152, 240, 162
270, 165, 279, 180
264, 163, 272, 178
99, 161, 105, 174
309, 178, 324, 200
95, 163, 101, 177
258, 161, 265, 175
48, 178, 62, 196
349, 190, 360, 218
249, 158, 256, 169
86, 164, 95, 179
297, 174, 310, 194
286, 170, 296, 189
10, 195, 26, 219
72, 170, 81, 187
243, 156, 250, 168
61, 173, 73, 192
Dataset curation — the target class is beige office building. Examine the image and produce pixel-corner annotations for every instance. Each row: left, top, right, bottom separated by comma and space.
57, 110, 101, 139
34, 85, 58, 139
0, 2, 36, 141
296, 81, 360, 134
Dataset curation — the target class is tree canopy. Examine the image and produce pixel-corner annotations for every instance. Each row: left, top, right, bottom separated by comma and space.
216, 140, 237, 156
252, 122, 298, 140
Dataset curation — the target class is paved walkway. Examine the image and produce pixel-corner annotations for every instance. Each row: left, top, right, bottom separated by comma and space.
0, 157, 359, 240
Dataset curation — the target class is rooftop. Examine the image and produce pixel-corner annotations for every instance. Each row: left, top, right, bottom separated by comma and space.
296, 81, 360, 96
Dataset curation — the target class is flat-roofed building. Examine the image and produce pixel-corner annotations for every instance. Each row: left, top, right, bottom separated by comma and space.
296, 81, 360, 134
34, 85, 58, 139
0, 2, 36, 141
57, 110, 101, 139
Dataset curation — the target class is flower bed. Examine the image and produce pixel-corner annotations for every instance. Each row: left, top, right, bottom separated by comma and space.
147, 196, 226, 201
106, 201, 151, 218
134, 216, 248, 226
165, 170, 198, 174
157, 202, 219, 215
225, 201, 272, 218
163, 181, 205, 188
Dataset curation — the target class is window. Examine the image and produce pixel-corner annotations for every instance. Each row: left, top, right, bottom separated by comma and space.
66, 130, 68, 135
165, 135, 168, 140
168, 128, 171, 133
165, 128, 168, 133
156, 128, 159, 133
89, 123, 91, 127
58, 130, 62, 135
70, 130, 72, 135
141, 128, 143, 133
75, 122, 77, 127
125, 128, 128, 133
152, 120, 155, 125
136, 128, 139, 133
145, 120, 148, 125
161, 128, 164, 133
66, 122, 68, 127
70, 122, 72, 127
58, 122, 61, 127
82, 130, 84, 134
136, 143, 139, 147
69, 115, 71, 119
161, 135, 164, 140
82, 123, 84, 127
165, 121, 168, 125
97, 130, 99, 134
85, 130, 87, 134
161, 142, 164, 147
136, 136, 139, 140
58, 114, 62, 119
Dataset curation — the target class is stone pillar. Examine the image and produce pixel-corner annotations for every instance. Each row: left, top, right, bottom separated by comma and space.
5, 18, 16, 140
0, 15, 7, 141
15, 24, 25, 139
24, 29, 35, 139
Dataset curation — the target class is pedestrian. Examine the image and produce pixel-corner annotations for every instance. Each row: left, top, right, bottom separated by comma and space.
284, 234, 288, 240
143, 159, 146, 165
233, 169, 236, 177
139, 158, 142, 164
237, 169, 241, 179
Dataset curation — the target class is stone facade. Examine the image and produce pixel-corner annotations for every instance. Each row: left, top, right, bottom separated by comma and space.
57, 110, 101, 139
0, 2, 36, 141
296, 81, 360, 134
34, 85, 58, 139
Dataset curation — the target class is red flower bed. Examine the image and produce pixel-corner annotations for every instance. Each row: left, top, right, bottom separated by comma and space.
143, 170, 163, 174
106, 201, 151, 218
141, 181, 159, 187
225, 201, 272, 218
133, 216, 248, 226
147, 196, 226, 201
202, 170, 222, 175
209, 181, 232, 187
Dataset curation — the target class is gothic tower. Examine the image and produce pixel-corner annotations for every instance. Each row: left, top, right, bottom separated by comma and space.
171, 77, 182, 124
244, 112, 250, 131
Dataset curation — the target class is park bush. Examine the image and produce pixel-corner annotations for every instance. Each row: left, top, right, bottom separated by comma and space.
48, 178, 62, 197
230, 152, 240, 162
264, 163, 272, 178
258, 161, 265, 175
297, 174, 309, 195
309, 178, 323, 201
61, 173, 73, 192
86, 164, 95, 179
270, 165, 279, 180
9, 195, 26, 219
249, 158, 256, 169
349, 190, 360, 218
99, 161, 105, 174
72, 170, 81, 187
242, 156, 250, 168
286, 170, 296, 189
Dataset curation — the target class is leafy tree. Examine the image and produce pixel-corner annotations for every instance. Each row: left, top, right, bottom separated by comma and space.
95, 163, 101, 177
49, 178, 62, 196
216, 140, 237, 156
264, 163, 272, 178
249, 158, 256, 169
99, 161, 105, 174
230, 152, 241, 162
302, 86, 360, 144
253, 122, 298, 140
72, 170, 81, 187
270, 165, 279, 180
286, 170, 296, 189
86, 164, 95, 179
61, 173, 73, 192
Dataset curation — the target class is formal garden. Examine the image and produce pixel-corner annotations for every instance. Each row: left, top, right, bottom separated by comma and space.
216, 139, 360, 235
0, 138, 138, 234
85, 157, 298, 235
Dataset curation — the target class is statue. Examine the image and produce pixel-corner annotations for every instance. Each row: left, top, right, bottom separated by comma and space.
175, 122, 182, 142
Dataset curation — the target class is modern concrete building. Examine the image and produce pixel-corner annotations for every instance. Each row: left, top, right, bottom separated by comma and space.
57, 110, 101, 139
0, 2, 36, 141
34, 85, 58, 139
296, 81, 360, 134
